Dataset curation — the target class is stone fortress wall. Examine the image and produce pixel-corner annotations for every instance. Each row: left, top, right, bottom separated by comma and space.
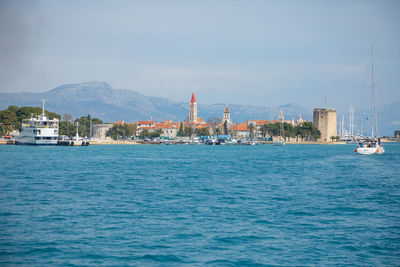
313, 108, 337, 142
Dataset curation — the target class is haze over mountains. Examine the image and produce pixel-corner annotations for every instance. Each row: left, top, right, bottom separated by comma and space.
0, 81, 309, 122
0, 81, 398, 135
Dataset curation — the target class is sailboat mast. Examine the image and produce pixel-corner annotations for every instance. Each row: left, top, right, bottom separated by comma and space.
371, 45, 378, 137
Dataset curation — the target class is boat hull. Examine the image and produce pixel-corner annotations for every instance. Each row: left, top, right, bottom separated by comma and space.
274, 141, 285, 146
15, 136, 57, 145
356, 147, 376, 155
376, 146, 385, 154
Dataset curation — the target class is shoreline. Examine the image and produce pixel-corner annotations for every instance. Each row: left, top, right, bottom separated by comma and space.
1, 139, 398, 145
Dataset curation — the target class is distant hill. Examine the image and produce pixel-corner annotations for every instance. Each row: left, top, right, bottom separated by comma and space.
1, 81, 398, 135
0, 81, 310, 123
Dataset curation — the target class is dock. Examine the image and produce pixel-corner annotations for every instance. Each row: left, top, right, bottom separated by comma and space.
57, 140, 90, 146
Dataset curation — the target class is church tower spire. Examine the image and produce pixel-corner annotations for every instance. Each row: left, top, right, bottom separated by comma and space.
189, 92, 198, 122
223, 105, 231, 123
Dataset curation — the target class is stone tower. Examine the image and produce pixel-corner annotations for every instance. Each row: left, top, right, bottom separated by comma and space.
222, 105, 232, 135
297, 114, 304, 124
222, 105, 231, 123
189, 92, 197, 122
313, 108, 337, 142
278, 108, 284, 122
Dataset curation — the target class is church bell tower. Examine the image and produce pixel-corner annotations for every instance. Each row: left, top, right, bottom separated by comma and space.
189, 92, 197, 122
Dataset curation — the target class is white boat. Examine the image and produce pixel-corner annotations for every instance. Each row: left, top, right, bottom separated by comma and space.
356, 45, 384, 155
15, 100, 59, 145
189, 137, 202, 145
274, 141, 285, 146
356, 140, 377, 155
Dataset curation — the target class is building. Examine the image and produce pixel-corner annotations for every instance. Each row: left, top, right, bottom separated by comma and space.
92, 124, 113, 140
155, 121, 180, 138
222, 105, 232, 134
297, 114, 304, 125
188, 92, 197, 122
137, 120, 155, 128
233, 122, 249, 138
247, 120, 268, 139
313, 108, 337, 142
278, 108, 284, 123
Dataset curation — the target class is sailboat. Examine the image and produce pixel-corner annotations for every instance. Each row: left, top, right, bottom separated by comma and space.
274, 108, 285, 146
356, 45, 384, 155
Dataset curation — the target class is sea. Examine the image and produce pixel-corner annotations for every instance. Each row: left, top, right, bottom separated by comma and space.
1, 143, 399, 266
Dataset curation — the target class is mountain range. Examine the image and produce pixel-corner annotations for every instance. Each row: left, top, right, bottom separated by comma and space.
0, 81, 398, 136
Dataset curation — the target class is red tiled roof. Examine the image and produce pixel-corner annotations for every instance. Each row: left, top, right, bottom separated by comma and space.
190, 92, 197, 103
234, 125, 248, 131
137, 121, 154, 125
233, 122, 248, 131
248, 120, 268, 126
114, 120, 124, 124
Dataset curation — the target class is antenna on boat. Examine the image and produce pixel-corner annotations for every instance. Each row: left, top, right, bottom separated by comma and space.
42, 99, 46, 116
371, 44, 378, 138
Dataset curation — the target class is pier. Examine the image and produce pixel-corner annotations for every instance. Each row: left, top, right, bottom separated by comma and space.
57, 140, 90, 146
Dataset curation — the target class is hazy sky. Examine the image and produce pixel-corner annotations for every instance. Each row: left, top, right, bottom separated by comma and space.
1, 0, 399, 112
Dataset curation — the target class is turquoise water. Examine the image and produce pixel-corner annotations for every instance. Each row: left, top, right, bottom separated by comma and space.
1, 144, 399, 266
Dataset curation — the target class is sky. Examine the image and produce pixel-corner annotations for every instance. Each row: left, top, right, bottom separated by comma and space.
0, 0, 399, 113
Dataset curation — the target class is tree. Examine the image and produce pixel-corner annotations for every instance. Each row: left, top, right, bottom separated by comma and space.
223, 121, 229, 135
294, 125, 305, 141
59, 121, 76, 137
300, 122, 321, 141
283, 122, 294, 141
75, 115, 103, 138
138, 129, 150, 139
260, 124, 268, 138
262, 122, 280, 137
177, 123, 184, 137
330, 136, 340, 142
248, 124, 255, 139
207, 117, 221, 135
125, 124, 137, 137
394, 130, 400, 138
106, 123, 136, 140
184, 126, 194, 137
0, 109, 17, 130
195, 127, 210, 136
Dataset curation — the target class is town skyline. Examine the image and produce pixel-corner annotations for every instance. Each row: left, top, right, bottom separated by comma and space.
1, 80, 398, 136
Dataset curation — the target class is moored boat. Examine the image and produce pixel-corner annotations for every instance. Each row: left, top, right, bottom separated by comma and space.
274, 141, 285, 146
355, 45, 385, 155
15, 100, 59, 145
